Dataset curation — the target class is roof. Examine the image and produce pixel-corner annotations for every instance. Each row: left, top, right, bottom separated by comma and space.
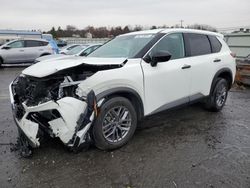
5, 38, 48, 43
122, 28, 223, 38
122, 29, 164, 36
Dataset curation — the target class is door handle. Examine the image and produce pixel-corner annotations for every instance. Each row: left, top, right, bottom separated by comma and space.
182, 64, 191, 69
19, 50, 24, 52
213, 58, 221, 62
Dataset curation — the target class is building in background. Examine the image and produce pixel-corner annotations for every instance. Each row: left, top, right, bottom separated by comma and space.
85, 32, 92, 38
0, 30, 42, 45
224, 28, 250, 60
0, 30, 42, 38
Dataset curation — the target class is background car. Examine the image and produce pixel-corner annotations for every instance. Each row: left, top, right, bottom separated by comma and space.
0, 39, 54, 66
56, 39, 67, 48
35, 44, 102, 63
59, 44, 83, 54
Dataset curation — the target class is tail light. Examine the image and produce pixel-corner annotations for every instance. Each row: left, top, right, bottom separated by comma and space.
230, 52, 236, 58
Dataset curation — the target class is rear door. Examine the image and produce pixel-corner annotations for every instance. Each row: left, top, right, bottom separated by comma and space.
141, 33, 191, 115
183, 33, 217, 98
24, 40, 48, 61
1, 40, 26, 63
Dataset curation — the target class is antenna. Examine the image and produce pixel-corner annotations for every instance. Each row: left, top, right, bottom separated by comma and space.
180, 20, 184, 28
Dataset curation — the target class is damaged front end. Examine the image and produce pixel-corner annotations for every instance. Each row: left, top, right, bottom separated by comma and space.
9, 72, 101, 157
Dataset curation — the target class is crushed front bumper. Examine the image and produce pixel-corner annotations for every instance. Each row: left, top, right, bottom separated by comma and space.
9, 81, 96, 150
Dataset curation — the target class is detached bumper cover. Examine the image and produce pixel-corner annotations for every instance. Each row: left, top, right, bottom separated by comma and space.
9, 82, 96, 149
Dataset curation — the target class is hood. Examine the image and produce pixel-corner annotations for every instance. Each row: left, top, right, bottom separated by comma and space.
22, 57, 127, 78
36, 54, 65, 62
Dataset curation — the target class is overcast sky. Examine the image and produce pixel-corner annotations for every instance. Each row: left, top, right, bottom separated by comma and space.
0, 0, 250, 31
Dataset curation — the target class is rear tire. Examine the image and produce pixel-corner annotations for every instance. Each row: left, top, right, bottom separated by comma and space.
204, 78, 229, 112
92, 97, 137, 150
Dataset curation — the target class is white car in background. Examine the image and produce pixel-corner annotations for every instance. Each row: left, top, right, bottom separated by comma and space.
59, 44, 82, 54
35, 44, 102, 63
9, 29, 236, 156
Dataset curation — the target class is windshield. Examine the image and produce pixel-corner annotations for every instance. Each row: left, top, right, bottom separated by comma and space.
88, 34, 155, 58
66, 45, 89, 55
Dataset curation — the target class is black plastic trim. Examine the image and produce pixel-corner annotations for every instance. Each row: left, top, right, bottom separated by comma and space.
96, 87, 144, 120
0, 56, 3, 65
210, 68, 233, 93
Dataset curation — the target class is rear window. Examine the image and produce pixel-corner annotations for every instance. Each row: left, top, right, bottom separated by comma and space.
208, 35, 222, 53
25, 40, 48, 47
184, 33, 211, 56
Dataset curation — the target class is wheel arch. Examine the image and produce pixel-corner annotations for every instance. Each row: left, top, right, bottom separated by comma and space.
0, 56, 3, 63
40, 53, 51, 57
210, 68, 233, 94
96, 87, 144, 121
0, 56, 3, 67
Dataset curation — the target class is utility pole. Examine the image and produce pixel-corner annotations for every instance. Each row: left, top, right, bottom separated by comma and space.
180, 20, 184, 28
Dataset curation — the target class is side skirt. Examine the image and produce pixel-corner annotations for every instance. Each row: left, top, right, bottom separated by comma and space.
146, 93, 206, 117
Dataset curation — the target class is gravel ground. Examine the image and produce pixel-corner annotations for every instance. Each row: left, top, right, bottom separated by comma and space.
0, 67, 249, 188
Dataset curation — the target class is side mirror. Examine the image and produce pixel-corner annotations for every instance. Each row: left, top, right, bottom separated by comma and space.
144, 51, 172, 67
2, 46, 11, 50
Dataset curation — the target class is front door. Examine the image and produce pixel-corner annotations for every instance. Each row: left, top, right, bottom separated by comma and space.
2, 40, 26, 63
141, 33, 191, 115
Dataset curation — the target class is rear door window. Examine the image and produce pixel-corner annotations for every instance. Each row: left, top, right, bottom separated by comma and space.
25, 40, 42, 47
208, 35, 222, 53
184, 33, 212, 56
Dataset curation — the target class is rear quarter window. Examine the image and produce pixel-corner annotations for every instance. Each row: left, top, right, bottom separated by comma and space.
184, 33, 212, 56
208, 35, 222, 53
40, 41, 49, 46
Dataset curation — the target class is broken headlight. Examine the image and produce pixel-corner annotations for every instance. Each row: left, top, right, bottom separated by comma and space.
12, 75, 64, 106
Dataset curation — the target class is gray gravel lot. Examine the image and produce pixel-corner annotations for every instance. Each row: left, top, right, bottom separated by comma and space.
0, 67, 250, 188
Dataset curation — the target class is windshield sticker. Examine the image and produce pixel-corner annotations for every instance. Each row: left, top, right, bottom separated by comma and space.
134, 34, 153, 39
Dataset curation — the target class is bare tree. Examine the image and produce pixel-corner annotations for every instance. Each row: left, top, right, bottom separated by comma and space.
66, 25, 77, 31
187, 24, 217, 32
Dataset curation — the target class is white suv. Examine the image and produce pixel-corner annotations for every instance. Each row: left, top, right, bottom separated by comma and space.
9, 29, 236, 154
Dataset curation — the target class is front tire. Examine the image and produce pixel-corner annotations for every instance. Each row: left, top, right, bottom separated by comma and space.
204, 78, 229, 112
92, 97, 137, 150
0, 58, 3, 68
